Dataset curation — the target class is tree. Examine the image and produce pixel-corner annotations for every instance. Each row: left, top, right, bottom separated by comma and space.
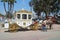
0, 0, 16, 19
29, 0, 43, 19
29, 0, 60, 19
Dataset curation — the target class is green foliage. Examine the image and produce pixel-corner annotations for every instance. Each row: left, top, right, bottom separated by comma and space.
0, 13, 4, 16
29, 0, 60, 18
2, 23, 4, 27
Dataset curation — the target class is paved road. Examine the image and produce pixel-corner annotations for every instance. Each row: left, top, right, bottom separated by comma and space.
0, 24, 60, 40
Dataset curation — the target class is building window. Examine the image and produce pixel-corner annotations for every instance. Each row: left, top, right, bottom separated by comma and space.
17, 14, 20, 19
28, 15, 31, 19
22, 14, 27, 19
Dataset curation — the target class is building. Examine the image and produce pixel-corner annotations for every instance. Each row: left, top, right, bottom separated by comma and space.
14, 9, 32, 28
0, 14, 5, 21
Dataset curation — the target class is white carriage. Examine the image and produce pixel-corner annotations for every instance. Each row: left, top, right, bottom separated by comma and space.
14, 9, 32, 28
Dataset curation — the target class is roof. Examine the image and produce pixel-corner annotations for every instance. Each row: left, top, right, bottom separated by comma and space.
16, 10, 32, 13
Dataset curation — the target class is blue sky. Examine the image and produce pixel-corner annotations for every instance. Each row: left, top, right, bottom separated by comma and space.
0, 0, 31, 15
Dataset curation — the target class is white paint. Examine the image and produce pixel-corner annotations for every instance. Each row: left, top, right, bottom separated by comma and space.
4, 23, 9, 28
15, 10, 32, 28
16, 20, 32, 28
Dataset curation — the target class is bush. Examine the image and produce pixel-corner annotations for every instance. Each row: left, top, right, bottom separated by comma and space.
2, 24, 4, 27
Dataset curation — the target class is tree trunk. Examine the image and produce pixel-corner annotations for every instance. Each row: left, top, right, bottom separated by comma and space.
3, 2, 7, 14
45, 13, 48, 18
11, 3, 14, 13
3, 2, 7, 18
8, 2, 10, 12
45, 12, 49, 19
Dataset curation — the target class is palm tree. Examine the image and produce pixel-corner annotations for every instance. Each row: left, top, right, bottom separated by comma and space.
7, 0, 16, 19
0, 0, 16, 19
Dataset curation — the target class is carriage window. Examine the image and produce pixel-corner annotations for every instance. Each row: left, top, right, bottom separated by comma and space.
22, 14, 27, 19
17, 14, 20, 19
28, 15, 31, 19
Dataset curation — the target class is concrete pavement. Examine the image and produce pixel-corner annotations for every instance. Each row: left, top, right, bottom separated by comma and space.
0, 24, 60, 40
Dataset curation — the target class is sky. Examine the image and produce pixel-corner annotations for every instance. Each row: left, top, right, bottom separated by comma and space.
0, 0, 60, 16
0, 0, 31, 15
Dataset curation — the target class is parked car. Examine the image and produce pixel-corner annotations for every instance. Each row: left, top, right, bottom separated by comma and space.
56, 15, 60, 24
